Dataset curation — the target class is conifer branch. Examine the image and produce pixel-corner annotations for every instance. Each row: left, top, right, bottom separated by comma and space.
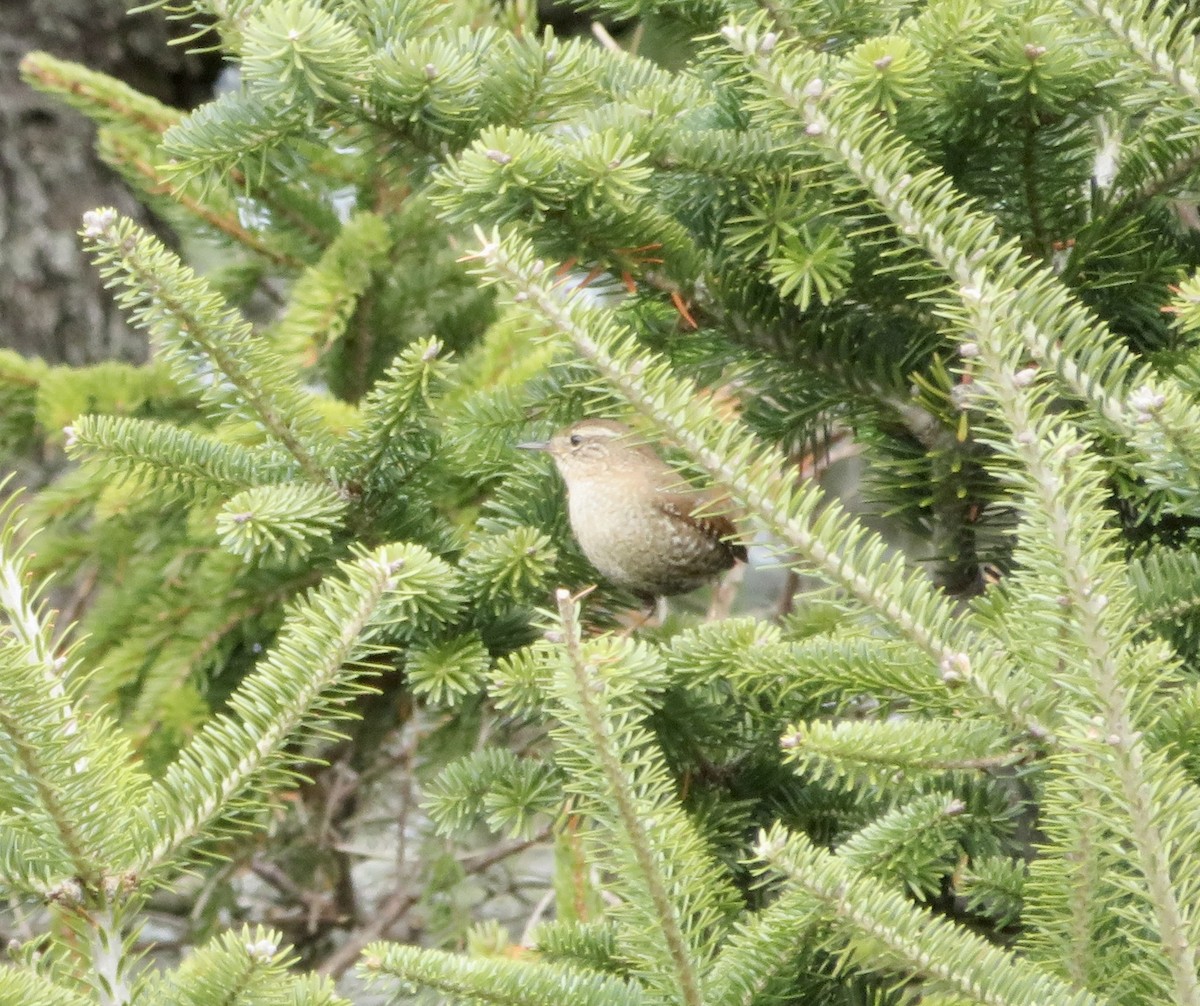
756, 826, 1101, 1006
1074, 0, 1200, 104
1030, 773, 1109, 989
148, 925, 349, 1006
216, 483, 348, 563
86, 904, 135, 1006
0, 654, 92, 885
159, 89, 309, 191
99, 131, 304, 268
16, 2, 1200, 1003
837, 793, 971, 899
124, 570, 322, 738
1131, 136, 1200, 204
360, 942, 644, 1006
0, 564, 92, 883
136, 543, 457, 873
19, 51, 180, 134
342, 336, 449, 481
720, 20, 1200, 511
0, 966, 92, 1006
460, 525, 558, 608
21, 53, 310, 266
474, 229, 1048, 742
65, 415, 291, 496
1129, 548, 1200, 628
80, 209, 335, 483
665, 623, 956, 716
782, 718, 1024, 789
425, 749, 562, 837
962, 270, 1200, 1006
703, 888, 821, 1006
240, 0, 369, 109
554, 589, 705, 1006
0, 500, 150, 892
271, 211, 392, 366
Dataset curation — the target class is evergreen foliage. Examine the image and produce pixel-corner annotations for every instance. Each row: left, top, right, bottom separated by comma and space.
5, 0, 1200, 1003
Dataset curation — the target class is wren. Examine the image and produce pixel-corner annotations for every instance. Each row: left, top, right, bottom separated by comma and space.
518, 419, 746, 599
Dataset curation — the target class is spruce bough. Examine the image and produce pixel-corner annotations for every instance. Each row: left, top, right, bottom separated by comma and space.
2, 0, 1199, 1003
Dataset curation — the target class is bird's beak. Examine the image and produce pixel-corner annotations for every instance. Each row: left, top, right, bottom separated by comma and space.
516, 440, 550, 452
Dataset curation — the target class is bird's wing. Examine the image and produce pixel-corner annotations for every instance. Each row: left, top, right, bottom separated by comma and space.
655, 493, 748, 563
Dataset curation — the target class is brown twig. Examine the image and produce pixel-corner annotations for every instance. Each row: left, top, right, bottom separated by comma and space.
53, 562, 99, 645
706, 560, 745, 622
775, 568, 801, 620
315, 828, 552, 979
249, 857, 342, 934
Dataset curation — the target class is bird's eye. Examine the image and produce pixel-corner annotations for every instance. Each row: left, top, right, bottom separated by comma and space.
569, 434, 583, 447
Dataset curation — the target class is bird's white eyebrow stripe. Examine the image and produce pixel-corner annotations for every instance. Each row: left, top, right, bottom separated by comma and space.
574, 425, 623, 438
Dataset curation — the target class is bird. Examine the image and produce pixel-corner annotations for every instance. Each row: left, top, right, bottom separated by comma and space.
517, 418, 746, 600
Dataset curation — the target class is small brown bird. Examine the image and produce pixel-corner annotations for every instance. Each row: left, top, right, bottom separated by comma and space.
518, 419, 747, 599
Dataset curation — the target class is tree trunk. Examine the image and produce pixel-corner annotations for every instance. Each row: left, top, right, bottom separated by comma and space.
0, 0, 217, 365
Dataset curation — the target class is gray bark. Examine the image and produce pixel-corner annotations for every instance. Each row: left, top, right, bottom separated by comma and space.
0, 0, 216, 365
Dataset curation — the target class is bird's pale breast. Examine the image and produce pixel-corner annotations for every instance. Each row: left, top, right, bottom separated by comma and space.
567, 477, 734, 597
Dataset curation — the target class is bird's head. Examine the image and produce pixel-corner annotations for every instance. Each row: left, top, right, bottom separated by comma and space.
517, 419, 661, 483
